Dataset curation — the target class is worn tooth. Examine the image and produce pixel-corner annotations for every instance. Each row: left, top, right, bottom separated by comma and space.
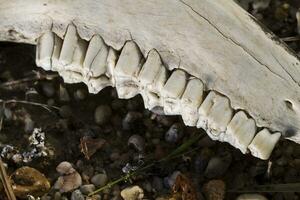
83, 35, 108, 78
36, 31, 54, 71
64, 39, 88, 73
197, 91, 233, 140
248, 129, 281, 160
59, 24, 78, 67
87, 76, 111, 94
114, 41, 143, 99
58, 70, 83, 84
224, 111, 257, 154
138, 50, 164, 109
106, 47, 118, 84
51, 34, 63, 71
161, 70, 187, 115
180, 78, 204, 126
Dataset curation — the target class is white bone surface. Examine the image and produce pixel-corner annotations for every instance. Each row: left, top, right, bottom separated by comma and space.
35, 31, 54, 71
180, 78, 204, 126
106, 47, 118, 83
58, 71, 83, 84
64, 39, 88, 73
114, 41, 143, 99
224, 111, 257, 154
197, 91, 233, 140
51, 34, 63, 72
1, 0, 300, 145
248, 129, 281, 160
161, 70, 187, 115
87, 76, 112, 94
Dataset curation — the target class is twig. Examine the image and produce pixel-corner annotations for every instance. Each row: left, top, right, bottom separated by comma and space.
281, 36, 300, 42
0, 70, 58, 89
0, 159, 16, 200
0, 99, 60, 113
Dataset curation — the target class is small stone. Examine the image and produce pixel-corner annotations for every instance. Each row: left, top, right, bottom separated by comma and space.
42, 82, 55, 97
91, 173, 108, 187
203, 180, 226, 200
94, 105, 112, 125
120, 185, 144, 200
74, 89, 87, 101
204, 151, 232, 179
237, 194, 268, 200
56, 161, 75, 175
80, 184, 96, 195
165, 123, 183, 143
71, 190, 85, 200
128, 134, 145, 152
53, 191, 61, 200
59, 84, 70, 102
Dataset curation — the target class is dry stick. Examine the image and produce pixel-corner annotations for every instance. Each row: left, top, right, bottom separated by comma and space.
0, 159, 16, 200
281, 35, 300, 42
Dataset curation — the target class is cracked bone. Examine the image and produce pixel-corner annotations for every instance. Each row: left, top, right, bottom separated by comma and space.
197, 91, 233, 140
138, 50, 165, 109
180, 78, 204, 126
248, 129, 281, 160
114, 41, 143, 99
83, 35, 109, 78
161, 70, 187, 115
35, 31, 54, 71
224, 111, 257, 154
59, 24, 79, 68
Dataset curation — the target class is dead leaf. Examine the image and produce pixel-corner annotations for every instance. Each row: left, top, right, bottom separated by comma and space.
80, 136, 106, 160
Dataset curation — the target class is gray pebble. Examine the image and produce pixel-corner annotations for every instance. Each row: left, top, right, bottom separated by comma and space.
204, 151, 232, 178
71, 190, 85, 200
91, 173, 108, 187
42, 82, 55, 97
74, 89, 87, 101
94, 105, 112, 125
165, 123, 183, 143
128, 134, 145, 152
53, 191, 61, 200
80, 184, 96, 195
59, 84, 70, 102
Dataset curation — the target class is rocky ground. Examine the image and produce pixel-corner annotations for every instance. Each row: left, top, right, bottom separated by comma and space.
0, 0, 300, 200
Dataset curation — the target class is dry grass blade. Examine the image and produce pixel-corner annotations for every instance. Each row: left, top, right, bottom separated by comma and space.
0, 159, 16, 200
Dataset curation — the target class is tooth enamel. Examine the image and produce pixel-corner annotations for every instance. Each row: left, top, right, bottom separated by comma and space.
161, 70, 187, 115
138, 50, 164, 109
106, 47, 118, 83
36, 31, 54, 71
224, 111, 257, 154
64, 38, 88, 73
248, 129, 281, 160
51, 34, 63, 72
114, 41, 143, 99
59, 24, 78, 67
197, 91, 233, 140
87, 76, 111, 94
83, 35, 109, 78
58, 70, 83, 84
180, 78, 204, 126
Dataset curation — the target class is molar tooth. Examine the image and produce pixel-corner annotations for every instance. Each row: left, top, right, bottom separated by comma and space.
180, 78, 204, 126
138, 50, 164, 109
106, 47, 118, 84
64, 38, 88, 73
161, 70, 187, 115
36, 31, 54, 71
59, 24, 78, 67
51, 34, 63, 72
114, 41, 143, 99
248, 129, 281, 160
58, 70, 83, 84
197, 91, 233, 140
86, 76, 111, 94
224, 111, 257, 154
83, 35, 108, 78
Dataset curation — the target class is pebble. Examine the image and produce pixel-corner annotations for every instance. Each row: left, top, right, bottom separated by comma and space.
91, 173, 108, 187
42, 82, 55, 97
165, 123, 183, 143
59, 84, 70, 102
128, 134, 145, 152
71, 189, 85, 200
24, 115, 34, 133
237, 194, 268, 200
204, 151, 232, 178
122, 111, 143, 130
74, 89, 87, 100
164, 171, 181, 188
120, 185, 144, 200
56, 161, 75, 175
94, 105, 112, 125
80, 184, 96, 195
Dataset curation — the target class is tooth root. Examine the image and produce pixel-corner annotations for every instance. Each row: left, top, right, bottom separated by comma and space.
138, 50, 164, 109
161, 70, 187, 115
248, 129, 281, 160
89, 40, 109, 78
36, 31, 54, 71
225, 111, 257, 154
51, 34, 63, 71
59, 24, 78, 67
114, 41, 143, 99
180, 78, 204, 126
87, 76, 112, 94
64, 38, 88, 73
197, 91, 233, 140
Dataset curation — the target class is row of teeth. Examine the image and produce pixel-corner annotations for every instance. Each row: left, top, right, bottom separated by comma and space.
35, 24, 281, 160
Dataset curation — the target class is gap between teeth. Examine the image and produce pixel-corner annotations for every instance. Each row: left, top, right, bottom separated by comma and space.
35, 25, 281, 160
